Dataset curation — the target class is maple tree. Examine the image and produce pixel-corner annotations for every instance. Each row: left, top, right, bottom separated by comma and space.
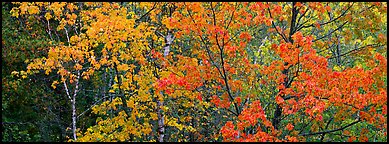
5, 2, 386, 142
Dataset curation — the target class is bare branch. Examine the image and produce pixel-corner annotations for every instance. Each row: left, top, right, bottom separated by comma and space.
64, 27, 71, 46
135, 2, 158, 23
299, 118, 361, 136
77, 95, 110, 119
328, 44, 384, 60
312, 21, 348, 42
62, 78, 72, 101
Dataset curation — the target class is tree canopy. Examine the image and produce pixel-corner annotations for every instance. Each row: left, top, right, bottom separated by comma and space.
2, 2, 387, 142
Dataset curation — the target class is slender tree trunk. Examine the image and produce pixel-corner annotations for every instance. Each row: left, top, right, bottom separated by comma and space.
157, 99, 165, 142
72, 70, 80, 140
157, 31, 174, 142
63, 79, 77, 141
71, 96, 77, 140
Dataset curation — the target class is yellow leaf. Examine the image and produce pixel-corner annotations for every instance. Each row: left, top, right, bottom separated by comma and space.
127, 99, 135, 108
51, 80, 59, 89
10, 7, 20, 18
27, 6, 39, 15
45, 12, 52, 20
333, 65, 342, 71
74, 63, 82, 70
112, 84, 119, 90
150, 113, 158, 120
117, 64, 129, 71
11, 71, 19, 76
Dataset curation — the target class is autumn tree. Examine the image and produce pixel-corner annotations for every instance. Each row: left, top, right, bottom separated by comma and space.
7, 2, 386, 142
155, 2, 387, 142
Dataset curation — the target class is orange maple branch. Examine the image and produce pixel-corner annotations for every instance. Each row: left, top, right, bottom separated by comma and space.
296, 2, 354, 32
184, 3, 226, 81
267, 5, 288, 42
212, 3, 240, 115
223, 2, 237, 31
295, 5, 310, 30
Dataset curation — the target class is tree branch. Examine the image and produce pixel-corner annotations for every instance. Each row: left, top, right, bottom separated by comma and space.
296, 2, 354, 31
212, 2, 240, 115
135, 2, 157, 23
267, 5, 288, 42
328, 44, 383, 60
312, 21, 348, 42
299, 118, 361, 136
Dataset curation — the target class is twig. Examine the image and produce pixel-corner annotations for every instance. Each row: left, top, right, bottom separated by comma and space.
299, 118, 361, 136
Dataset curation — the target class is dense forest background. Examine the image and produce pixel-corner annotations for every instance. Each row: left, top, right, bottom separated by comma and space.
2, 2, 387, 142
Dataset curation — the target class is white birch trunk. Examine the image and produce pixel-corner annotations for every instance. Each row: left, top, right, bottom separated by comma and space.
158, 31, 174, 142
71, 96, 77, 140
72, 70, 80, 140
